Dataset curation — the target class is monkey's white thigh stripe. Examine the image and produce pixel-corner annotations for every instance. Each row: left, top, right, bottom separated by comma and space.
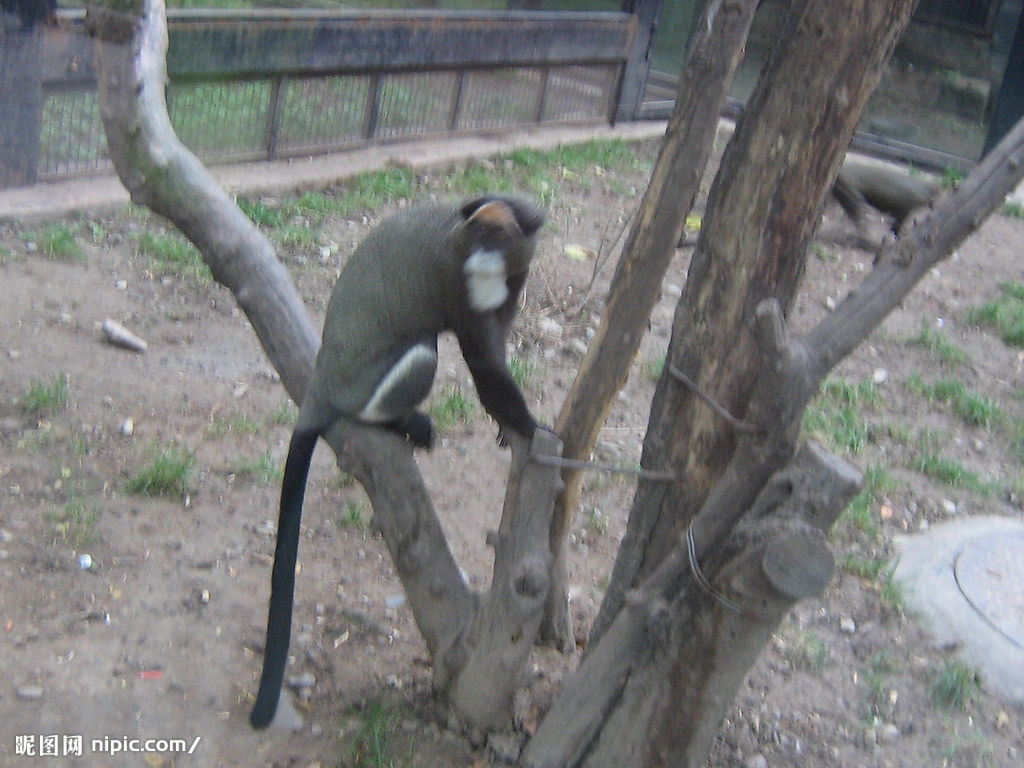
359, 343, 438, 423
464, 249, 508, 312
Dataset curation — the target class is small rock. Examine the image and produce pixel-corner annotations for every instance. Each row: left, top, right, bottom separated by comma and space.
877, 723, 900, 743
539, 318, 563, 338
872, 368, 889, 384
839, 616, 856, 634
940, 499, 957, 515
287, 671, 316, 689
115, 279, 127, 290
199, 588, 210, 605
16, 685, 43, 701
119, 418, 135, 436
0, 529, 12, 543
310, 723, 323, 738
744, 754, 769, 768
569, 338, 588, 356
824, 296, 837, 311
102, 318, 148, 353
384, 594, 406, 609
7, 349, 21, 360
77, 553, 93, 570
25, 241, 38, 253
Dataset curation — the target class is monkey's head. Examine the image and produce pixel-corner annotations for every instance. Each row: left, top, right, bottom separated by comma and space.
460, 196, 545, 276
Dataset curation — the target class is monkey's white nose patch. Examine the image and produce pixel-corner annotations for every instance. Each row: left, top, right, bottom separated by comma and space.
464, 249, 508, 312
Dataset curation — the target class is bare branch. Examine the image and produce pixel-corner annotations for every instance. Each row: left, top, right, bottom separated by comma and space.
803, 115, 1024, 377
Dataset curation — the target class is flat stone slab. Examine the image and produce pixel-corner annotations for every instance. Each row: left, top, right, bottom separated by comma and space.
894, 515, 1024, 706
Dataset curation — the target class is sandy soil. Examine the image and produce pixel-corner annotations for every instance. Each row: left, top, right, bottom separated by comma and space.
1, 139, 1022, 767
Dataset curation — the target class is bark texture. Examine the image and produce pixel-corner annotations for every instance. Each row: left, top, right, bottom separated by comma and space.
541, 0, 761, 650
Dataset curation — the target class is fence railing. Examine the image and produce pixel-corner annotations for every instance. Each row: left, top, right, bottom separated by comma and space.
5, 8, 647, 187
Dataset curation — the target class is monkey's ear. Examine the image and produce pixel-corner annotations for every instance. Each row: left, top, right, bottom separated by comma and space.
462, 197, 545, 237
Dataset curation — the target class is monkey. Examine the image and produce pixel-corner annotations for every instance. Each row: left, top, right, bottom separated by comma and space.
249, 195, 546, 729
832, 162, 938, 234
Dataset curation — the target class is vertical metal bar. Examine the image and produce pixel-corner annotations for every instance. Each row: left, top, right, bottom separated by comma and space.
535, 66, 551, 123
365, 73, 382, 140
449, 69, 467, 130
266, 74, 285, 160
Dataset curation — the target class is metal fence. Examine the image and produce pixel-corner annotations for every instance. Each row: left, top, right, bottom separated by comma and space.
12, 9, 642, 186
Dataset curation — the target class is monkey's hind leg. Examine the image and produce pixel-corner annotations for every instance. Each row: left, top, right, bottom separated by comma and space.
358, 339, 438, 449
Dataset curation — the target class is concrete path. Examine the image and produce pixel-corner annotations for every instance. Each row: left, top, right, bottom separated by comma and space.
894, 515, 1024, 706
0, 121, 667, 224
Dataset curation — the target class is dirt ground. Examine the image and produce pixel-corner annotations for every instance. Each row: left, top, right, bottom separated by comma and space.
1, 138, 1022, 768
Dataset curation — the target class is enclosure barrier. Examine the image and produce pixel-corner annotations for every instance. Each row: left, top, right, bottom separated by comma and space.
15, 9, 642, 185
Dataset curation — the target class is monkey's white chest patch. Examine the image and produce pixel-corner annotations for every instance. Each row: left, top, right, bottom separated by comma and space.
464, 249, 508, 312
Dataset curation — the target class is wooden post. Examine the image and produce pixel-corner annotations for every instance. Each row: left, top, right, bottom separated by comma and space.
613, 0, 663, 123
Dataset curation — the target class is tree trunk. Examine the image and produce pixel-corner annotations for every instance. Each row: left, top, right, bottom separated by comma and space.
541, 0, 760, 650
593, 0, 921, 643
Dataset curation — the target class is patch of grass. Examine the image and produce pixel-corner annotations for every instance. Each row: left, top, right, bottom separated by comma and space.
509, 353, 535, 388
334, 500, 369, 529
125, 444, 195, 498
907, 449, 995, 495
230, 451, 281, 486
346, 699, 407, 768
803, 379, 878, 454
427, 387, 475, 434
583, 506, 609, 536
941, 729, 995, 768
335, 168, 417, 214
269, 400, 298, 426
906, 320, 969, 366
237, 197, 287, 228
645, 354, 666, 382
136, 230, 212, 284
836, 464, 893, 544
864, 652, 899, 721
840, 553, 888, 580
932, 659, 980, 711
31, 223, 85, 261
207, 413, 264, 438
811, 243, 838, 262
906, 375, 1002, 428
1000, 200, 1024, 218
274, 222, 321, 252
19, 373, 70, 416
968, 282, 1024, 347
49, 493, 100, 547
787, 630, 830, 671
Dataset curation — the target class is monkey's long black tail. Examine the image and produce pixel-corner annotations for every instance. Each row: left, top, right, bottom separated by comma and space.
250, 426, 319, 729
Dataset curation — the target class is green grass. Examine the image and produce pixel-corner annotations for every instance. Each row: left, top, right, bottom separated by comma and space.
49, 494, 100, 547
346, 700, 408, 768
509, 353, 535, 388
237, 197, 288, 229
906, 321, 969, 366
863, 652, 899, 722
30, 223, 85, 261
269, 400, 298, 426
645, 354, 666, 382
786, 630, 830, 671
427, 387, 475, 434
334, 500, 369, 529
999, 200, 1024, 218
230, 451, 281, 486
125, 444, 196, 498
968, 282, 1024, 347
135, 230, 212, 284
803, 379, 879, 454
207, 413, 264, 438
932, 659, 980, 711
835, 464, 893, 544
907, 449, 994, 495
19, 373, 71, 416
905, 375, 1002, 428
